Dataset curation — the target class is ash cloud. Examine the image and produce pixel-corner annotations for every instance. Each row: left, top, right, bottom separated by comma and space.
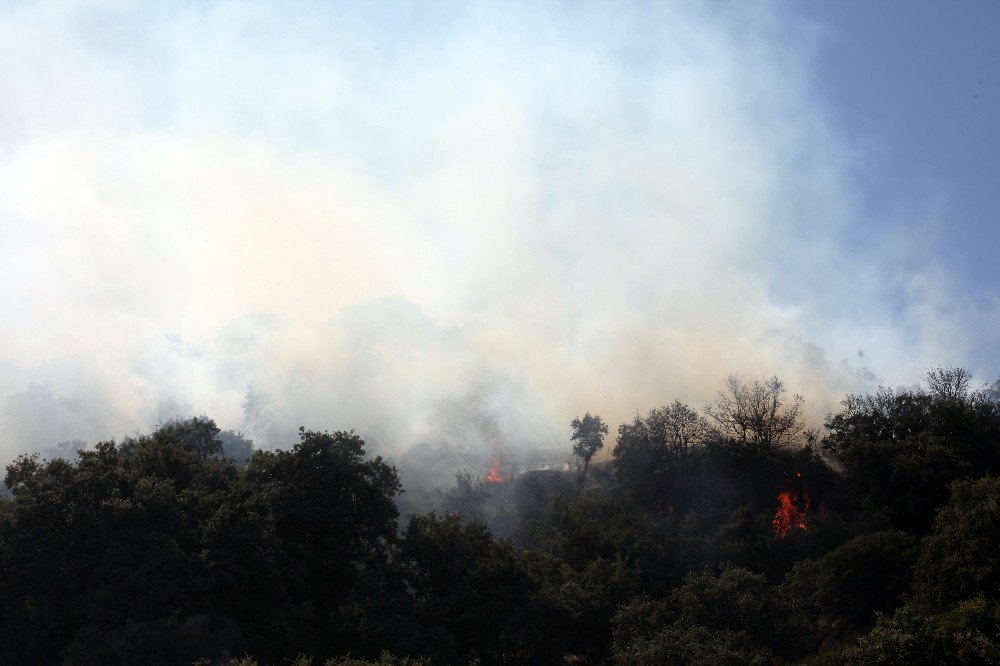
0, 1, 996, 465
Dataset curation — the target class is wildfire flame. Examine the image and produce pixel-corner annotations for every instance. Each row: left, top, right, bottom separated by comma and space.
482, 455, 508, 484
772, 478, 810, 538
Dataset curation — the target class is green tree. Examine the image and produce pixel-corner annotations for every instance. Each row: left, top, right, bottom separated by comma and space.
912, 476, 1000, 609
1, 420, 240, 664
570, 412, 608, 472
783, 531, 917, 637
823, 376, 1000, 534
217, 428, 255, 466
818, 598, 1000, 665
611, 566, 796, 665
440, 469, 491, 521
0, 421, 403, 664
521, 552, 638, 663
612, 400, 708, 505
243, 428, 402, 658
400, 512, 535, 664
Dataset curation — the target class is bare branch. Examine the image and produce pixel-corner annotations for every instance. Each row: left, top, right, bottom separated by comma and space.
705, 374, 804, 452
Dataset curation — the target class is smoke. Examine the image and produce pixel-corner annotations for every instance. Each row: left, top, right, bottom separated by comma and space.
1, 1, 996, 463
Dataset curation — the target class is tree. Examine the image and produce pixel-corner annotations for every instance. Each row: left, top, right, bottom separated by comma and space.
823, 379, 1000, 534
615, 401, 709, 459
570, 413, 609, 472
440, 470, 491, 521
243, 428, 402, 658
0, 421, 404, 664
830, 598, 1000, 664
705, 375, 804, 453
400, 512, 534, 664
0, 420, 241, 664
783, 531, 917, 636
611, 566, 795, 664
217, 429, 255, 466
912, 476, 1000, 609
612, 401, 710, 506
524, 554, 639, 664
924, 366, 973, 400
535, 490, 665, 573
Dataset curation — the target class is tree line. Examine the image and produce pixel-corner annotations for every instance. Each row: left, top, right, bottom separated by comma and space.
0, 367, 998, 664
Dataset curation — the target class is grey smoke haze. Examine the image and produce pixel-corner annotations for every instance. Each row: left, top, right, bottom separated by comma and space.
1, 2, 996, 463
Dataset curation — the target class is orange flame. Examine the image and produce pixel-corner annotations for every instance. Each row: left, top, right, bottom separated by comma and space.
772, 483, 809, 538
482, 455, 508, 484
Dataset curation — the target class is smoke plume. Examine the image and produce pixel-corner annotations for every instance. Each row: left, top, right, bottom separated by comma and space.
1, 1, 996, 463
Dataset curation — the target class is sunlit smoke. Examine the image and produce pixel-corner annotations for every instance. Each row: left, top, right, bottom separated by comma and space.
0, 1, 996, 464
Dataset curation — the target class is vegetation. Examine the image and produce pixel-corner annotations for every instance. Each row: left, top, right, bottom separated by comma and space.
570, 413, 609, 472
0, 368, 998, 664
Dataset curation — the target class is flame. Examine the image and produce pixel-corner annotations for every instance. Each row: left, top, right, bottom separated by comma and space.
772, 479, 809, 538
652, 499, 675, 516
482, 455, 508, 484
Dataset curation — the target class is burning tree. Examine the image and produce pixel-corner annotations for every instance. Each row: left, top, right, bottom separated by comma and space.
772, 491, 809, 538
482, 455, 509, 484
772, 474, 810, 538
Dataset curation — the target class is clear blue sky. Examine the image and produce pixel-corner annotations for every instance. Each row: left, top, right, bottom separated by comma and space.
792, 0, 1000, 300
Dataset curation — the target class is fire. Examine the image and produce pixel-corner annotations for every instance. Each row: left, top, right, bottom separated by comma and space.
482, 455, 508, 484
772, 478, 810, 538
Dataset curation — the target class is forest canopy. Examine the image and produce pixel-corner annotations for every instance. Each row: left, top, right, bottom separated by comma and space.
1, 368, 998, 664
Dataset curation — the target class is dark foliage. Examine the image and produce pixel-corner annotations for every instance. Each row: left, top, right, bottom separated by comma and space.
0, 420, 401, 664
570, 413, 609, 472
0, 369, 998, 664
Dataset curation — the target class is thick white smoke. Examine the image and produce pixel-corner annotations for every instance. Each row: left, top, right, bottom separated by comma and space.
0, 1, 996, 463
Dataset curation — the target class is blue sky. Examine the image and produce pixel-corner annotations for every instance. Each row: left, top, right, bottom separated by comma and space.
0, 1, 997, 458
793, 0, 1000, 299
